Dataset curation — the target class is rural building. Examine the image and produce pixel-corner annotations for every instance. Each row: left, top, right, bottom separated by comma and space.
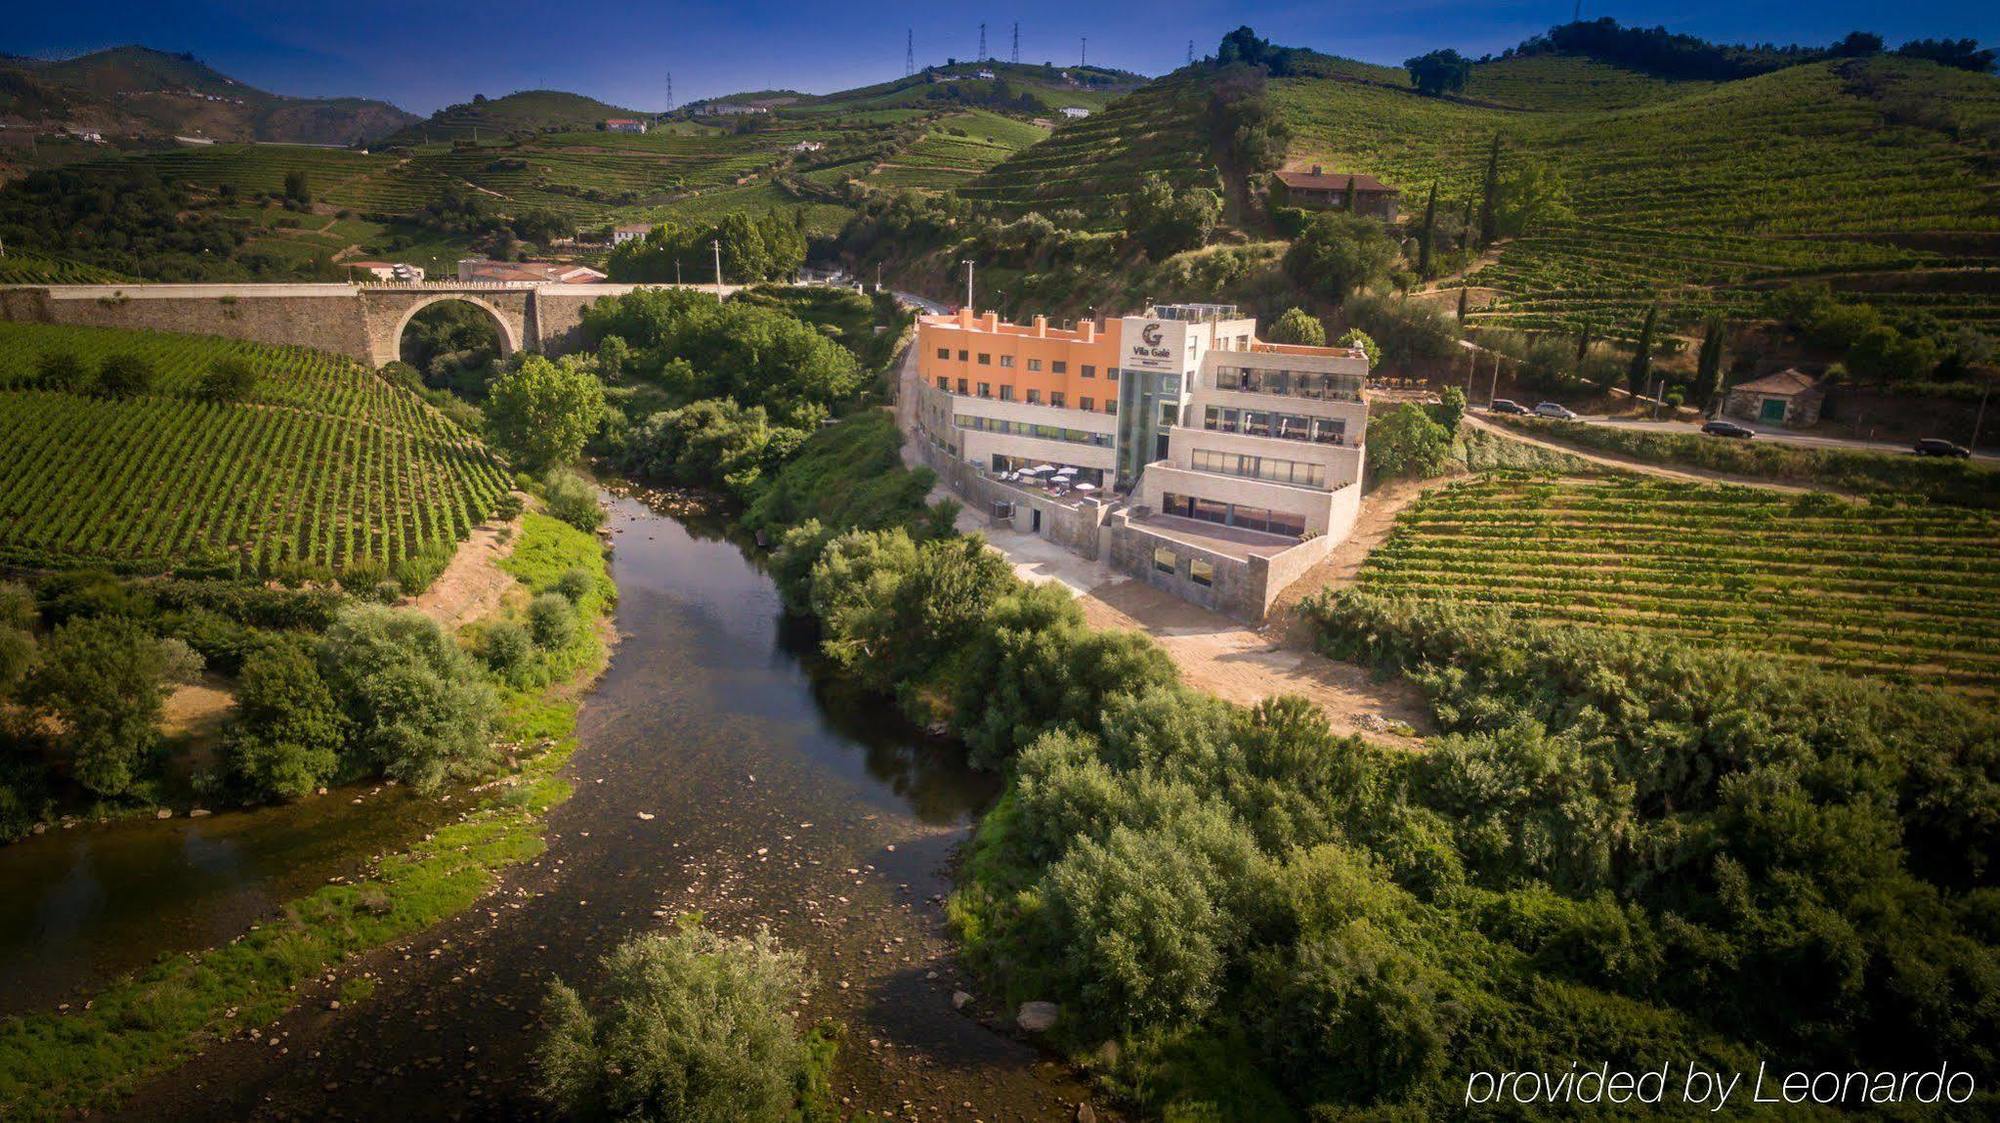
789, 140, 825, 153
908, 303, 1370, 618
1726, 368, 1825, 428
1059, 106, 1091, 119
612, 223, 652, 245
603, 118, 648, 133
706, 103, 767, 115
343, 261, 425, 282
1271, 167, 1400, 221
456, 259, 608, 284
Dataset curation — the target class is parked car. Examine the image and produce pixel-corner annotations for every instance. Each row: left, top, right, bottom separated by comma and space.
1488, 398, 1529, 415
1533, 402, 1577, 420
1913, 438, 1971, 458
1701, 420, 1756, 439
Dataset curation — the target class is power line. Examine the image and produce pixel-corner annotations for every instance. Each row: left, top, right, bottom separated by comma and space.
978, 22, 987, 60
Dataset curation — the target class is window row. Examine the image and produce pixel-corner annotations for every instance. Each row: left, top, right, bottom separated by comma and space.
1211, 366, 1362, 402
955, 414, 1113, 447
931, 349, 1109, 380
1203, 407, 1347, 445
937, 378, 1115, 412
1161, 493, 1309, 538
1188, 448, 1326, 488
1151, 547, 1216, 587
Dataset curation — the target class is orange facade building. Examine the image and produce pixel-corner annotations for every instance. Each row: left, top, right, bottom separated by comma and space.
918, 308, 1123, 415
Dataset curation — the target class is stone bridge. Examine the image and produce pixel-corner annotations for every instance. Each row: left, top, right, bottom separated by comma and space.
0, 281, 744, 367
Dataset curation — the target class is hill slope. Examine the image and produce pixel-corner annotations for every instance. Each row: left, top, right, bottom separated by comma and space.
0, 46, 417, 145
379, 90, 646, 146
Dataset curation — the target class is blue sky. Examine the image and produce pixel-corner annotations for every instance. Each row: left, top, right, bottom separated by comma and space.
4, 1, 1994, 115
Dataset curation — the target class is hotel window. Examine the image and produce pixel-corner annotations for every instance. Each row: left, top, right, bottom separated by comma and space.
1267, 509, 1307, 537
957, 349, 968, 361
1243, 411, 1272, 437
957, 378, 969, 394
1050, 392, 1066, 408
1313, 418, 1346, 445
1051, 361, 1068, 374
1153, 548, 1176, 575
1274, 414, 1310, 441
999, 385, 1016, 402
1000, 355, 1015, 368
1162, 493, 1191, 518
1026, 389, 1041, 405
977, 352, 991, 365
1026, 358, 1042, 371
1104, 399, 1117, 415
1080, 364, 1095, 378
1189, 559, 1214, 587
977, 382, 991, 398
937, 347, 950, 360
1107, 368, 1120, 382
1079, 396, 1094, 411
935, 377, 948, 391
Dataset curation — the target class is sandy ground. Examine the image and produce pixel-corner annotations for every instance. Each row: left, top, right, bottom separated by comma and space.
158, 673, 236, 740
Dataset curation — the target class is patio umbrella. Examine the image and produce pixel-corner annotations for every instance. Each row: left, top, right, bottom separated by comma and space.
1019, 464, 1049, 475
1054, 467, 1077, 477
1073, 482, 1097, 492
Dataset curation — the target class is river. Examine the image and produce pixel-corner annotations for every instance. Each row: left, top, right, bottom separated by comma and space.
106, 491, 1100, 1121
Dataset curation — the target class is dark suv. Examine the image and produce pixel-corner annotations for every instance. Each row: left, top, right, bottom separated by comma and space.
1914, 438, 1971, 458
1489, 398, 1529, 415
1701, 420, 1755, 439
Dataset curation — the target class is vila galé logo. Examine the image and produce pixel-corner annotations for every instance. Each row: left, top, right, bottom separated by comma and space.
1131, 321, 1170, 361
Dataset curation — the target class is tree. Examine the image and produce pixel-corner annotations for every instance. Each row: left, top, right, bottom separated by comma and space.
1477, 135, 1502, 248
537, 918, 811, 1123
485, 354, 606, 469
1695, 315, 1727, 410
1366, 403, 1451, 481
542, 467, 605, 532
316, 605, 497, 794
1283, 212, 1400, 305
29, 616, 165, 796
1455, 287, 1468, 324
1336, 328, 1381, 371
34, 350, 87, 391
1404, 49, 1472, 96
527, 593, 578, 651
1627, 303, 1659, 394
228, 636, 350, 801
96, 353, 156, 398
1124, 173, 1222, 260
1896, 38, 1997, 73
283, 169, 312, 207
1434, 385, 1467, 432
1416, 182, 1438, 278
193, 356, 258, 403
1268, 308, 1326, 346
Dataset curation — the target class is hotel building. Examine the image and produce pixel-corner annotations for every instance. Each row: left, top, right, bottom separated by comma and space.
906, 303, 1370, 618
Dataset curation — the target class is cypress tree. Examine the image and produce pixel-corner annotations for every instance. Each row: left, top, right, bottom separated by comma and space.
1627, 303, 1659, 394
1456, 286, 1468, 324
1575, 322, 1591, 363
1458, 195, 1474, 250
1418, 181, 1438, 278
1696, 314, 1727, 409
1345, 175, 1358, 213
1477, 134, 1502, 247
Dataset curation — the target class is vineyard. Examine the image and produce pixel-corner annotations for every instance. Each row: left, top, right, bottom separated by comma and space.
0, 322, 510, 577
1357, 474, 2000, 694
1270, 55, 2000, 335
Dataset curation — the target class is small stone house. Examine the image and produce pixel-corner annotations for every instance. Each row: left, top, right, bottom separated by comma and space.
1725, 368, 1825, 428
1271, 167, 1400, 221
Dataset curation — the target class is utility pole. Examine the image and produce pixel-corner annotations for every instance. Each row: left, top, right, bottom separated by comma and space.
1974, 378, 1992, 452
905, 29, 914, 76
961, 259, 974, 310
1012, 23, 1020, 64
1488, 349, 1501, 406
1187, 40, 1194, 65
712, 239, 724, 301
674, 259, 682, 286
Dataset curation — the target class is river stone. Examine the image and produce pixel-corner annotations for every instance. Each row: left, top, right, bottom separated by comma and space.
1016, 1001, 1060, 1032
951, 990, 973, 1010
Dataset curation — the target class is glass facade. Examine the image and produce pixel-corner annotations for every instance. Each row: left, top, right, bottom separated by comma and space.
1211, 366, 1363, 402
1161, 493, 1309, 538
1204, 407, 1346, 446
1189, 449, 1326, 488
957, 414, 1112, 447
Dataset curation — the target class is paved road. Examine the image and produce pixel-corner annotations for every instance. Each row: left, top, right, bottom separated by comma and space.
1495, 409, 1993, 462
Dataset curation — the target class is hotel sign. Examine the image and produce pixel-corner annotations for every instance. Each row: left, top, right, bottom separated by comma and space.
1121, 317, 1184, 373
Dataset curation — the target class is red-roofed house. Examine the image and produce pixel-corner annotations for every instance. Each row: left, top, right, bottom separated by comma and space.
456, 259, 608, 284
1271, 166, 1401, 221
1725, 368, 1825, 427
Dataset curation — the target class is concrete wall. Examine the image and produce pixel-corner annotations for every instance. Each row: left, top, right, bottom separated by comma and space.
1104, 481, 1356, 621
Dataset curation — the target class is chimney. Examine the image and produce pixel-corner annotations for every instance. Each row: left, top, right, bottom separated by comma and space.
958, 306, 975, 327
983, 310, 999, 331
1033, 314, 1048, 337
1081, 319, 1096, 343
1311, 164, 1323, 176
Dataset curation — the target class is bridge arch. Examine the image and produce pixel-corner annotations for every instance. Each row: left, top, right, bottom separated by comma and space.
388, 293, 522, 364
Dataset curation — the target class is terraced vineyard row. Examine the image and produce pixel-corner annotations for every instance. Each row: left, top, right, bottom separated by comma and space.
1358, 475, 2000, 694
0, 322, 509, 575
1272, 57, 2000, 333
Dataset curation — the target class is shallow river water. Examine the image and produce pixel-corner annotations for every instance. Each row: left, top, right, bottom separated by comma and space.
106, 492, 1101, 1121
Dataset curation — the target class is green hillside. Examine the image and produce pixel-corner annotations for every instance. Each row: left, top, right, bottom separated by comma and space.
0, 321, 509, 578
1274, 54, 2000, 334
381, 90, 644, 145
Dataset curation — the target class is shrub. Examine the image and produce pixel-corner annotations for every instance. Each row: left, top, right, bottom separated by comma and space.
95, 353, 157, 398
193, 356, 258, 403
28, 615, 166, 796
536, 919, 812, 1123
486, 354, 607, 469
157, 637, 206, 685
316, 605, 497, 793
553, 567, 595, 604
393, 544, 455, 595
1267, 307, 1326, 346
1365, 403, 1451, 481
1283, 212, 1399, 304
227, 636, 349, 801
34, 349, 89, 391
542, 467, 605, 532
527, 593, 578, 651
479, 619, 536, 680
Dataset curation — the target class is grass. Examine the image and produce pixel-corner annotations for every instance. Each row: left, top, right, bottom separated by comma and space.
1358, 473, 2000, 693
0, 512, 613, 1118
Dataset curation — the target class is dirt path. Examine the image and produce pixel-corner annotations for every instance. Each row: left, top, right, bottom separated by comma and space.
1265, 474, 1459, 635
406, 506, 526, 633
1462, 414, 1810, 492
